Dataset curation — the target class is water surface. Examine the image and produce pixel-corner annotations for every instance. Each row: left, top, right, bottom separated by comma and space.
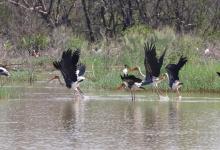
0, 86, 220, 150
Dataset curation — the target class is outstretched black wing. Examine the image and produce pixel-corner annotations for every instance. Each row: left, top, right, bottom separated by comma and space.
217, 72, 220, 77
77, 63, 86, 76
165, 56, 187, 87
144, 42, 166, 77
53, 49, 80, 88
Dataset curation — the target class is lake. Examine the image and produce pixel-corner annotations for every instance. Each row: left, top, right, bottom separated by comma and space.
0, 85, 220, 149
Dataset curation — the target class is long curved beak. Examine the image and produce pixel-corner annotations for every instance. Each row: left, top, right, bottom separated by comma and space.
116, 83, 125, 90
47, 75, 64, 86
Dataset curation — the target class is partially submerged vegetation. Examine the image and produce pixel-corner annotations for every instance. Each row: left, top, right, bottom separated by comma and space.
0, 26, 219, 97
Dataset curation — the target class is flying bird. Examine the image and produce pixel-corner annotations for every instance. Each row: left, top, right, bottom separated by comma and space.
141, 42, 167, 95
120, 74, 145, 101
0, 67, 10, 76
217, 72, 220, 77
165, 56, 188, 98
52, 49, 85, 96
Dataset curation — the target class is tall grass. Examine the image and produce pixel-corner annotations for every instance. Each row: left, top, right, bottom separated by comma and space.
78, 26, 220, 91
1, 26, 219, 93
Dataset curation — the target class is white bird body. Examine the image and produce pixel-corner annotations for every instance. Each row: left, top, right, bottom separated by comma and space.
205, 48, 210, 54
77, 76, 85, 82
0, 67, 10, 76
171, 80, 183, 90
134, 82, 142, 88
122, 68, 128, 75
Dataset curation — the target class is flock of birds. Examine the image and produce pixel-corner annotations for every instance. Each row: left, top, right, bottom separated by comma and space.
119, 42, 188, 100
0, 41, 220, 101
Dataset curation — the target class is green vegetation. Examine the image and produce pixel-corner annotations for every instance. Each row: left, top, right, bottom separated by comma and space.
0, 26, 219, 98
0, 86, 23, 99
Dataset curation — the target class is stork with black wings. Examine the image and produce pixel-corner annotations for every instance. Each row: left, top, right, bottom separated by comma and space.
141, 42, 167, 95
50, 49, 86, 96
165, 56, 188, 99
120, 74, 145, 101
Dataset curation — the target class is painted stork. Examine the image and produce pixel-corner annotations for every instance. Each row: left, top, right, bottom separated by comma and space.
120, 74, 145, 101
141, 42, 167, 95
52, 49, 85, 96
0, 67, 10, 76
123, 64, 145, 77
165, 56, 188, 98
217, 72, 220, 76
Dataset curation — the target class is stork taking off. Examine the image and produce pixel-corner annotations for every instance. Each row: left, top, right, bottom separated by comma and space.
52, 49, 85, 96
120, 74, 145, 101
141, 42, 167, 95
217, 72, 220, 77
0, 67, 10, 76
165, 56, 188, 99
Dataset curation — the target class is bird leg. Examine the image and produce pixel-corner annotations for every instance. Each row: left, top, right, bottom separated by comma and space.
77, 87, 84, 96
176, 88, 182, 100
130, 90, 134, 101
155, 86, 160, 97
134, 91, 136, 101
48, 75, 64, 86
157, 85, 165, 96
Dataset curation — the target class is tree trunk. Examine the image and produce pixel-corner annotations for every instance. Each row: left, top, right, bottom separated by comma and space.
81, 0, 95, 42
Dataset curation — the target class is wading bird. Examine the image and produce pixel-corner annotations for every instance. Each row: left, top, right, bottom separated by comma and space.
120, 74, 145, 101
165, 56, 188, 99
123, 64, 145, 77
52, 49, 85, 96
217, 72, 220, 77
0, 67, 10, 76
141, 42, 167, 95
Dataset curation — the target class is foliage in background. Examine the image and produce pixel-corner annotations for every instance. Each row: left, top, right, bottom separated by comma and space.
0, 25, 219, 95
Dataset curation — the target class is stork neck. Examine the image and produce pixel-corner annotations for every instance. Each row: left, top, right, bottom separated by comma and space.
137, 67, 145, 78
123, 68, 128, 75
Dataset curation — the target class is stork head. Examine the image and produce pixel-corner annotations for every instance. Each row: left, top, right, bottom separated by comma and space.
0, 67, 10, 77
124, 64, 129, 68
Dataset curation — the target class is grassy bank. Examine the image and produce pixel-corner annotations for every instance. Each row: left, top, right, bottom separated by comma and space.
0, 26, 220, 96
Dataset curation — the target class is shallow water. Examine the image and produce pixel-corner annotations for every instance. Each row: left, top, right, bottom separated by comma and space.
0, 85, 220, 150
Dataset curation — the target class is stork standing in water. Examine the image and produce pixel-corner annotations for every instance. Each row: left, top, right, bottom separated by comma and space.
52, 49, 86, 96
0, 67, 10, 76
120, 74, 145, 101
141, 42, 167, 96
165, 56, 188, 99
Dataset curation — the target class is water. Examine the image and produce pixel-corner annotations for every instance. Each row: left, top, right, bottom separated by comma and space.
0, 86, 220, 150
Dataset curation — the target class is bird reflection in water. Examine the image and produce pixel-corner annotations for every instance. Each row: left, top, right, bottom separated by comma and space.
62, 99, 83, 131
